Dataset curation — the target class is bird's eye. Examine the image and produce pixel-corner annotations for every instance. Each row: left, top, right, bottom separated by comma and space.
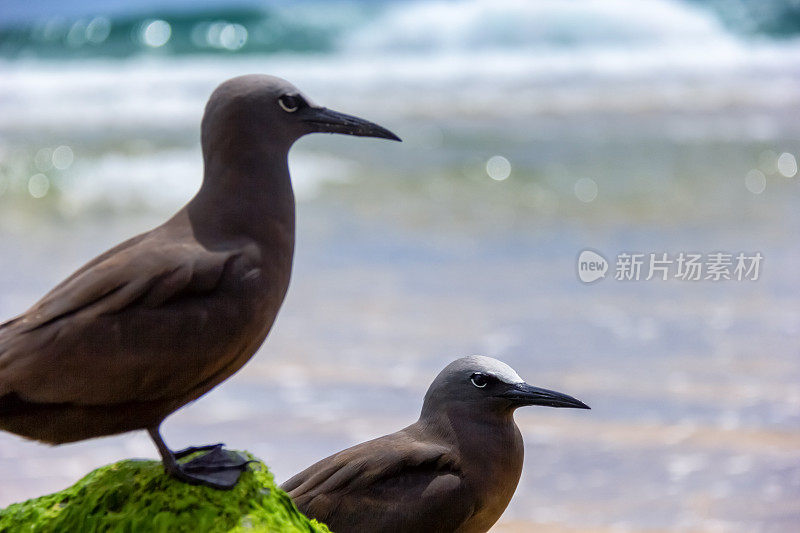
278, 95, 300, 113
470, 373, 488, 388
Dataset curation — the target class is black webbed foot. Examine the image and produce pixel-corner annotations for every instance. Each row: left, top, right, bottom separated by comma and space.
168, 445, 253, 489
148, 427, 253, 490
173, 443, 225, 459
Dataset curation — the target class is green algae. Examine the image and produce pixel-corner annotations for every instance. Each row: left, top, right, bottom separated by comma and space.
0, 453, 330, 533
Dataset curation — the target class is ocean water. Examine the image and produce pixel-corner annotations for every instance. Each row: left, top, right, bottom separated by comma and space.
1, 1, 799, 531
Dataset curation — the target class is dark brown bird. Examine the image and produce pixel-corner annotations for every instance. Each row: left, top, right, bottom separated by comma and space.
0, 74, 400, 489
282, 355, 590, 532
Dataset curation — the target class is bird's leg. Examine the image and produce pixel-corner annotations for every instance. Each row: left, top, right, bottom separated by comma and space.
147, 426, 252, 490
148, 426, 190, 478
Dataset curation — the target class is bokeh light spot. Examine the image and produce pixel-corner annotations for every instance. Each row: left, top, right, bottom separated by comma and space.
86, 17, 111, 44
744, 169, 766, 194
200, 22, 248, 50
66, 21, 87, 48
34, 148, 53, 171
28, 174, 50, 198
574, 177, 598, 202
52, 145, 74, 169
219, 24, 248, 50
142, 20, 171, 48
777, 152, 797, 178
486, 155, 511, 181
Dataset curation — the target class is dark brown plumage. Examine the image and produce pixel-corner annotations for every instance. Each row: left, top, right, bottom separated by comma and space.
282, 356, 590, 532
0, 74, 399, 488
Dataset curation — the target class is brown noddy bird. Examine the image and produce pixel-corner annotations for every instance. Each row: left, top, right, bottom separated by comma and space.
282, 355, 590, 532
0, 74, 400, 489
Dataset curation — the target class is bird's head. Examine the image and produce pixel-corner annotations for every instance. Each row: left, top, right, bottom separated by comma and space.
201, 74, 400, 155
421, 355, 590, 420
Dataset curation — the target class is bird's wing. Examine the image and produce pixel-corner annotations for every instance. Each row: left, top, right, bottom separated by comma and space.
282, 431, 474, 532
3, 234, 228, 333
0, 231, 244, 404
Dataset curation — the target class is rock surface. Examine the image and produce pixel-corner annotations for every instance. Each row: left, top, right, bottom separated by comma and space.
0, 453, 331, 532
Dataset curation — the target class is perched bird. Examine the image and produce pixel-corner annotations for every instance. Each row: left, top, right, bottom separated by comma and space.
0, 74, 400, 489
283, 355, 590, 532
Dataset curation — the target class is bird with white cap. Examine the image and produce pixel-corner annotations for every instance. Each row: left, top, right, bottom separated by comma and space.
283, 355, 590, 533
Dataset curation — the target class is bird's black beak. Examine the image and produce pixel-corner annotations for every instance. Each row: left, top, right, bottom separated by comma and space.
499, 382, 590, 409
302, 107, 401, 141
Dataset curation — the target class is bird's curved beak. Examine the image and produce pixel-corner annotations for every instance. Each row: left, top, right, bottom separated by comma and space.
302, 107, 401, 141
499, 383, 590, 409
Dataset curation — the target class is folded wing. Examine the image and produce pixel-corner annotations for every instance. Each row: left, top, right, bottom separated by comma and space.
283, 431, 472, 532
0, 231, 243, 406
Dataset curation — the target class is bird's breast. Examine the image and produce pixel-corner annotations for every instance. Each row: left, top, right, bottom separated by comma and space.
456, 424, 524, 532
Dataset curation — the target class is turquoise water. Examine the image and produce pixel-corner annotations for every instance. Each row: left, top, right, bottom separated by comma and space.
1, 0, 800, 216
1, 1, 799, 531
2, 0, 800, 59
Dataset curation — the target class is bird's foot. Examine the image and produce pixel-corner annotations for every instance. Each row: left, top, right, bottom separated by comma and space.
164, 445, 253, 490
173, 442, 225, 459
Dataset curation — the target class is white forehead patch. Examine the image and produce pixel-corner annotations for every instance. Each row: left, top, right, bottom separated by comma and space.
467, 355, 524, 384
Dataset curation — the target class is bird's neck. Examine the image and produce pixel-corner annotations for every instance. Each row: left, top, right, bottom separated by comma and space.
420, 406, 522, 461
189, 146, 296, 246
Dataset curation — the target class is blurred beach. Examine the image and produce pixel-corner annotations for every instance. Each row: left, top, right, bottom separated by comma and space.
1, 0, 799, 531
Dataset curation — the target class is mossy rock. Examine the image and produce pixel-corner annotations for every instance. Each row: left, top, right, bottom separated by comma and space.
0, 453, 330, 533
